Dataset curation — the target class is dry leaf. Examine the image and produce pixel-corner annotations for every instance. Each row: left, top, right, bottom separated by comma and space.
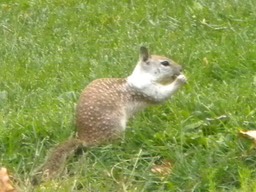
239, 130, 256, 143
151, 160, 172, 177
0, 167, 16, 192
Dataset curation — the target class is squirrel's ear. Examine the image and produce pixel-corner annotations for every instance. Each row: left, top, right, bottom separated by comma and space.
140, 46, 149, 62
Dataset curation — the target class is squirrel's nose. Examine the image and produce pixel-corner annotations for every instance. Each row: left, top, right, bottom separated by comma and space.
179, 65, 184, 74
177, 66, 183, 75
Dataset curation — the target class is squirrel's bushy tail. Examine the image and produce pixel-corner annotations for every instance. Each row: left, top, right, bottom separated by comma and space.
32, 138, 84, 185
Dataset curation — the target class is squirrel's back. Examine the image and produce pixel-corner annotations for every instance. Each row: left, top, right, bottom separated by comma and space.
76, 78, 154, 145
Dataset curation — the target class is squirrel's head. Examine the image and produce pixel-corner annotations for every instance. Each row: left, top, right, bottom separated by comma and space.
138, 46, 183, 84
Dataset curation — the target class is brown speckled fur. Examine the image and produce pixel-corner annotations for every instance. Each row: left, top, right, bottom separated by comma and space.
76, 78, 158, 145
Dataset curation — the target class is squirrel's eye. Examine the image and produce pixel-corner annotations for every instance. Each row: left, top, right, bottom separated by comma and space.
161, 61, 170, 66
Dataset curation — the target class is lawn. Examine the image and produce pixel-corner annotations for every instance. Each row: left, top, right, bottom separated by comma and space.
0, 0, 256, 191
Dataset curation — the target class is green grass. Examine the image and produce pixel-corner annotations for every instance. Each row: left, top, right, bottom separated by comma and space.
1, 0, 256, 191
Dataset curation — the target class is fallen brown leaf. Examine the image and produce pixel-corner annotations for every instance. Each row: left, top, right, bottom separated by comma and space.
0, 167, 16, 192
151, 160, 172, 177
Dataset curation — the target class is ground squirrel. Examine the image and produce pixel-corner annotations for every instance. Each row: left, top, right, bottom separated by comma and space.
32, 46, 187, 184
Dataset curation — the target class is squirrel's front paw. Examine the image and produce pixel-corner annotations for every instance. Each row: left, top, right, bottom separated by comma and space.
176, 74, 187, 84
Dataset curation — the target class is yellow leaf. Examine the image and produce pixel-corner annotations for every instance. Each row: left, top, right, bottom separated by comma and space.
239, 130, 256, 143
